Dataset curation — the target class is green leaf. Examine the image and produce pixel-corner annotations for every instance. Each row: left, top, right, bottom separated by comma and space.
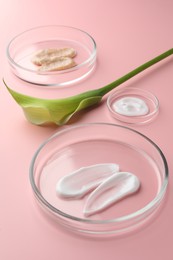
4, 81, 102, 125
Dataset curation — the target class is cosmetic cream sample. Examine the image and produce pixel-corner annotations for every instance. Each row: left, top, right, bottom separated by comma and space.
56, 163, 119, 199
83, 172, 140, 217
38, 57, 76, 72
32, 47, 76, 66
113, 97, 149, 116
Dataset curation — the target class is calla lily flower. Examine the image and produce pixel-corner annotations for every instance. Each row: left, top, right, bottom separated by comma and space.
4, 48, 173, 125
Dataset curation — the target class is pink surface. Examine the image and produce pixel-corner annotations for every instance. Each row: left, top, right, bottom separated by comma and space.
1, 0, 173, 259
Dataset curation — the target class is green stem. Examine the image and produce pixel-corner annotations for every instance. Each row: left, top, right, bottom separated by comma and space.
97, 48, 173, 96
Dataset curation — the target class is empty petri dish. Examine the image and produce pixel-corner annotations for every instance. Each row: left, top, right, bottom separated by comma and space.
29, 123, 168, 236
6, 25, 97, 86
107, 87, 159, 125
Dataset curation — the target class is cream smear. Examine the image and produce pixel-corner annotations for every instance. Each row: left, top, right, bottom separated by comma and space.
113, 97, 149, 116
56, 164, 140, 217
83, 172, 140, 216
56, 163, 119, 199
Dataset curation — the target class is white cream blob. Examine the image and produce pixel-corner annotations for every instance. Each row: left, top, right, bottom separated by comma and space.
56, 164, 141, 217
113, 96, 149, 116
83, 172, 140, 217
56, 163, 119, 199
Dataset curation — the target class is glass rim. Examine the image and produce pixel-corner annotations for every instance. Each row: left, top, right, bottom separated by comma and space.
29, 122, 168, 225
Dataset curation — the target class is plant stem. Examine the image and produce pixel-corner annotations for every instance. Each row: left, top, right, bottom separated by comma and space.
97, 48, 173, 96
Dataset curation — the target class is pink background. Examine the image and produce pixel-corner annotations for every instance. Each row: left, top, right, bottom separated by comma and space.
0, 0, 173, 259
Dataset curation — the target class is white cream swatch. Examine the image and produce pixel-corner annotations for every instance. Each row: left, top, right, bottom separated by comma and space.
113, 97, 149, 116
83, 172, 140, 216
56, 163, 119, 199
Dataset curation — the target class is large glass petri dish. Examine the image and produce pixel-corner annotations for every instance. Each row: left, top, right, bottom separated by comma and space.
7, 25, 96, 86
29, 123, 168, 236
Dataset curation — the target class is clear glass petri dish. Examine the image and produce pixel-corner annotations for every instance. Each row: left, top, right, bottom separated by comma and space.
6, 25, 97, 86
107, 87, 159, 125
29, 123, 168, 236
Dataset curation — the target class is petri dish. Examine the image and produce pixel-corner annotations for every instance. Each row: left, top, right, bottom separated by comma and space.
6, 25, 97, 86
29, 123, 168, 236
107, 87, 159, 125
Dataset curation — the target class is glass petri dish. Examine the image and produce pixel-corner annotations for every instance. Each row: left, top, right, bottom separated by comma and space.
6, 25, 97, 86
29, 123, 168, 236
107, 87, 159, 125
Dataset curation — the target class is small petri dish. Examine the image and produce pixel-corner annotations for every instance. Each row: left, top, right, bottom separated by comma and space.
6, 25, 97, 86
29, 123, 168, 236
107, 87, 159, 125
